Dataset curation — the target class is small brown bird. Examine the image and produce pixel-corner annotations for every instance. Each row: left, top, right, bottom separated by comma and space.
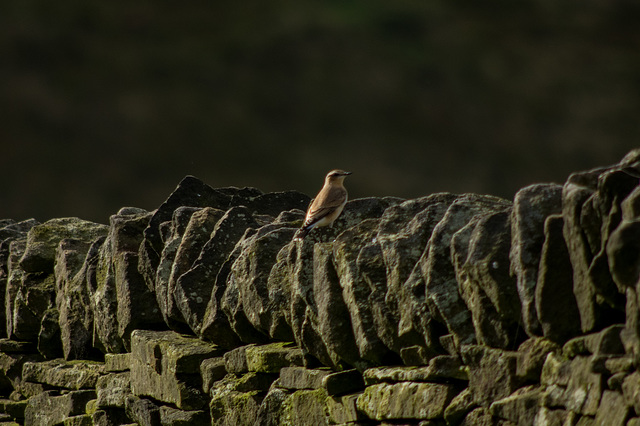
296, 169, 352, 239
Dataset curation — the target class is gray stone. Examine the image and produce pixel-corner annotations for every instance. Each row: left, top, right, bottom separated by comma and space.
510, 184, 563, 337
562, 171, 606, 333
332, 219, 392, 365
22, 359, 104, 390
155, 206, 200, 331
200, 239, 246, 349
55, 238, 101, 361
254, 387, 288, 426
90, 407, 131, 426
322, 369, 364, 396
490, 385, 542, 426
444, 387, 476, 425
357, 382, 456, 420
357, 238, 397, 357
210, 388, 264, 426
104, 353, 131, 372
0, 398, 27, 421
96, 372, 131, 408
245, 342, 304, 373
130, 329, 220, 410
5, 240, 26, 340
280, 389, 329, 426
20, 218, 108, 273
223, 344, 252, 374
607, 219, 640, 290
562, 324, 625, 358
103, 211, 163, 351
124, 395, 161, 426
91, 244, 122, 354
540, 351, 571, 387
593, 390, 630, 426
265, 240, 298, 343
363, 355, 467, 384
114, 250, 164, 351
621, 183, 640, 220
228, 371, 278, 393
533, 407, 570, 426
0, 339, 35, 353
461, 407, 498, 425
311, 242, 361, 369
24, 390, 96, 426
621, 371, 640, 416
138, 176, 240, 297
325, 393, 364, 424
63, 414, 94, 426
8, 271, 56, 343
278, 366, 331, 390
421, 195, 511, 348
378, 194, 458, 352
461, 345, 520, 407
166, 207, 225, 328
226, 224, 297, 341
517, 337, 560, 382
290, 239, 337, 369
179, 206, 260, 338
455, 210, 520, 348
160, 405, 210, 426
564, 356, 604, 416
535, 214, 581, 344
37, 308, 62, 360
200, 357, 226, 394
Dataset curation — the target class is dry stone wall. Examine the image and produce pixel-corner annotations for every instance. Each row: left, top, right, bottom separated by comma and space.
1, 150, 640, 425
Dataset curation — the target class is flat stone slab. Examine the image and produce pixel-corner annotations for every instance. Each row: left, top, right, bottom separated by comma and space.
244, 342, 304, 373
322, 369, 365, 396
0, 339, 37, 354
279, 367, 332, 390
130, 329, 221, 410
326, 393, 364, 424
22, 359, 105, 390
104, 353, 131, 372
356, 382, 457, 420
24, 390, 96, 426
363, 355, 467, 384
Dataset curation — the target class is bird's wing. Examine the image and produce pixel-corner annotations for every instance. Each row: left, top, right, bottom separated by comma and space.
302, 187, 346, 228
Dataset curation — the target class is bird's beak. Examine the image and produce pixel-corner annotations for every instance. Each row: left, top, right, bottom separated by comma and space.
344, 171, 353, 175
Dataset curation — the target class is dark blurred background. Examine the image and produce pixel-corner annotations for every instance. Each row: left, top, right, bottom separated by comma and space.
2, 1, 639, 224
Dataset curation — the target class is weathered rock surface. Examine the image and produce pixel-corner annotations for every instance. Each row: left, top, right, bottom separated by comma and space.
357, 381, 457, 420
0, 152, 637, 424
510, 184, 563, 336
24, 390, 96, 426
130, 329, 221, 410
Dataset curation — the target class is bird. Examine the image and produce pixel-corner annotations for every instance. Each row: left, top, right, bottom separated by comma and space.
295, 169, 352, 239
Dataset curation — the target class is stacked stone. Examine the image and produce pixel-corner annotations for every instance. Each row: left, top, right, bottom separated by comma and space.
0, 150, 638, 424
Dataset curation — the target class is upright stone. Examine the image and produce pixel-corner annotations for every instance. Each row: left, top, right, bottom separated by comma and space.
510, 184, 563, 336
179, 206, 259, 337
421, 194, 511, 348
535, 214, 581, 344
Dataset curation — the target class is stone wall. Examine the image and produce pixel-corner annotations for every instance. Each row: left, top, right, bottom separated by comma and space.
1, 150, 640, 425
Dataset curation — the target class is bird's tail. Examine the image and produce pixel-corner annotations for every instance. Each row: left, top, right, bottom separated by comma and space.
295, 226, 310, 240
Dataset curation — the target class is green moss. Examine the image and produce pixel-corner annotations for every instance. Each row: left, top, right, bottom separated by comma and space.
280, 389, 329, 426
85, 399, 99, 415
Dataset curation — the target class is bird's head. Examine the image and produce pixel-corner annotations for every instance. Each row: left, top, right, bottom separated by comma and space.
325, 169, 352, 184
